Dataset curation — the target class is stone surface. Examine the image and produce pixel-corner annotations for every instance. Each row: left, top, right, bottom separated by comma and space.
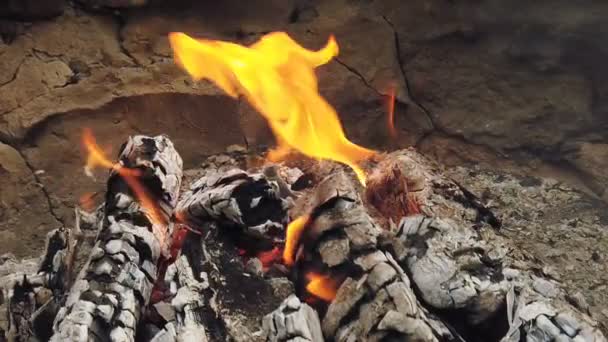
0, 142, 60, 257
564, 142, 608, 198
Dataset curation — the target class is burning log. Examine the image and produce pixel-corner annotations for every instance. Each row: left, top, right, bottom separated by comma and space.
50, 135, 183, 341
3, 140, 606, 341
283, 171, 454, 341
170, 164, 298, 341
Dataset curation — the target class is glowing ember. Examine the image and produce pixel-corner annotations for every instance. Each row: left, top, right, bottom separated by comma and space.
283, 215, 309, 266
82, 129, 168, 244
386, 84, 397, 139
168, 32, 376, 184
305, 272, 338, 301
257, 247, 282, 269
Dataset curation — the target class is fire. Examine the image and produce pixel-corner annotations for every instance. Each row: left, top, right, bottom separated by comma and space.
168, 32, 376, 184
386, 84, 397, 139
283, 215, 309, 266
82, 129, 168, 244
305, 272, 338, 302
78, 192, 97, 212
257, 247, 282, 268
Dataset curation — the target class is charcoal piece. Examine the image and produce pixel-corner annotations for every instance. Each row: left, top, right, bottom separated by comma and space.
263, 294, 323, 342
151, 253, 209, 342
318, 237, 349, 267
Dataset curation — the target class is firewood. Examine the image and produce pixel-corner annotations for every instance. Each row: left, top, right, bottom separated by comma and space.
2, 227, 73, 341
283, 172, 455, 341
176, 168, 290, 246
50, 135, 183, 342
150, 251, 209, 342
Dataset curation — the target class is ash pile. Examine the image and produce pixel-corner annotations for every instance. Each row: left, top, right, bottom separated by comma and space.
1, 134, 606, 342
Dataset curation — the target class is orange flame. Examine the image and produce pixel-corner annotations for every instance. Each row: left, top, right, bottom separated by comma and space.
82, 129, 168, 244
386, 84, 397, 139
283, 215, 309, 266
168, 32, 376, 184
79, 192, 97, 212
306, 272, 338, 302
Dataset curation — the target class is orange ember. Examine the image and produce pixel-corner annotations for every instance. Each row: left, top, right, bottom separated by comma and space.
168, 32, 376, 184
257, 247, 282, 268
82, 129, 168, 244
283, 215, 309, 266
386, 84, 397, 139
305, 272, 338, 302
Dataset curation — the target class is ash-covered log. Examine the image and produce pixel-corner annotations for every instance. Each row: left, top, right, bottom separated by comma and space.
263, 294, 323, 342
50, 135, 183, 341
176, 168, 290, 247
3, 228, 72, 341
149, 249, 209, 342
1, 205, 102, 341
282, 172, 455, 341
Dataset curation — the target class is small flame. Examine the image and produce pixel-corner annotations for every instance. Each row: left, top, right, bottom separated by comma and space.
305, 272, 338, 302
79, 192, 97, 212
82, 129, 168, 244
386, 84, 397, 139
168, 32, 376, 184
283, 215, 309, 266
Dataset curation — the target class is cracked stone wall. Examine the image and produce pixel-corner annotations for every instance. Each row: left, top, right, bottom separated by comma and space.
1, 0, 608, 258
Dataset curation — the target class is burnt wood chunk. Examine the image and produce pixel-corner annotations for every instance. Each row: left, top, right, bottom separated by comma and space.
263, 295, 323, 342
150, 253, 209, 342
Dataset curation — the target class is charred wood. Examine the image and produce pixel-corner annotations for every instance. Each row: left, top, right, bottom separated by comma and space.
263, 294, 323, 342
285, 172, 455, 341
50, 135, 183, 342
150, 251, 209, 342
1, 226, 74, 341
176, 168, 290, 247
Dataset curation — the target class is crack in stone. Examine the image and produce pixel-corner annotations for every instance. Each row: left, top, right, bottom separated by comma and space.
14, 147, 65, 228
381, 16, 436, 146
31, 48, 64, 60
0, 57, 25, 87
113, 13, 142, 67
334, 58, 382, 97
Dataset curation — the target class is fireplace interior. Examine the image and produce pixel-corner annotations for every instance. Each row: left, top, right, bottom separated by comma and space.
0, 0, 607, 341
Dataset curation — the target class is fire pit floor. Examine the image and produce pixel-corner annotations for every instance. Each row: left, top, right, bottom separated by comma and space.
1, 141, 607, 341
